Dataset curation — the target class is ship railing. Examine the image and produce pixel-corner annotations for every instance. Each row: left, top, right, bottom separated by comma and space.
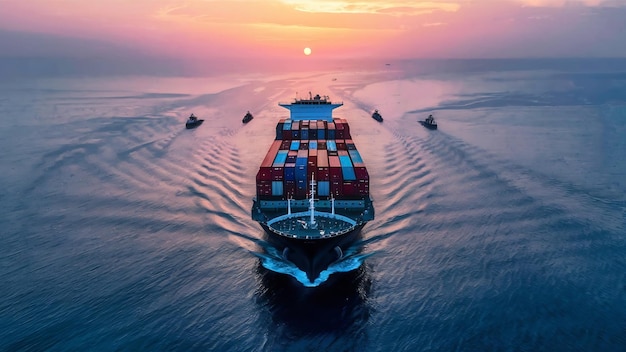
278, 99, 343, 105
267, 210, 358, 239
269, 224, 358, 240
266, 210, 356, 227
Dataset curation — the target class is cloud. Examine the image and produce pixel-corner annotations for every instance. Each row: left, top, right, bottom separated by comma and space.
279, 0, 460, 16
516, 0, 625, 7
422, 22, 447, 27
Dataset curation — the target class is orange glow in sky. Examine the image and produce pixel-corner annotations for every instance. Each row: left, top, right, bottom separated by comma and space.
0, 0, 625, 64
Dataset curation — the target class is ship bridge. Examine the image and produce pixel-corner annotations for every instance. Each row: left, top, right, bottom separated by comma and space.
279, 93, 343, 122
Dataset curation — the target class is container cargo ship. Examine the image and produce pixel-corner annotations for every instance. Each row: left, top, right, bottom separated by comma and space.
251, 93, 374, 281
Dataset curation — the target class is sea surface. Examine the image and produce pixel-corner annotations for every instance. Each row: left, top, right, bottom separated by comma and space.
1, 59, 625, 351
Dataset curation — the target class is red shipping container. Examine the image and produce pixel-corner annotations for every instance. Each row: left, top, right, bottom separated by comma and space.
257, 167, 272, 181
256, 181, 272, 197
335, 121, 345, 139
354, 167, 369, 180
308, 161, 318, 180
271, 167, 284, 181
308, 148, 318, 170
331, 180, 343, 197
316, 149, 329, 181
335, 119, 349, 138
356, 181, 369, 196
342, 181, 357, 197
316, 168, 329, 182
329, 155, 342, 182
260, 140, 281, 168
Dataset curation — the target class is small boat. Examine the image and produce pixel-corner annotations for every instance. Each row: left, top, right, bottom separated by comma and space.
371, 109, 383, 122
242, 111, 254, 123
185, 113, 204, 129
420, 114, 437, 130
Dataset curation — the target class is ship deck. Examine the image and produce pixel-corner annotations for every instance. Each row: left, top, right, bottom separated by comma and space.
266, 211, 357, 240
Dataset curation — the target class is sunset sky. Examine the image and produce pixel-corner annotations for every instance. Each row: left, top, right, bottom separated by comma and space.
1, 0, 625, 73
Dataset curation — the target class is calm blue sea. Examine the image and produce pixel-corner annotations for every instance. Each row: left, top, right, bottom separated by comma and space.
1, 59, 625, 351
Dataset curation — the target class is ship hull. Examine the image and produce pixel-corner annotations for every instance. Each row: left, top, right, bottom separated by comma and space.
185, 119, 204, 129
419, 121, 437, 130
259, 222, 365, 281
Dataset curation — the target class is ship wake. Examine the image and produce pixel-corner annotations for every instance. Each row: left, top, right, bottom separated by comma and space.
254, 243, 374, 287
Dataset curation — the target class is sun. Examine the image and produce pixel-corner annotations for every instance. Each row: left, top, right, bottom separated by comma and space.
303, 47, 312, 56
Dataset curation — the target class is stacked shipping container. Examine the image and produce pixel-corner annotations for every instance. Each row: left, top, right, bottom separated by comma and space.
256, 118, 369, 200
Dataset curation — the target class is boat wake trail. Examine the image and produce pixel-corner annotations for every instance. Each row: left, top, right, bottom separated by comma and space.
253, 242, 374, 287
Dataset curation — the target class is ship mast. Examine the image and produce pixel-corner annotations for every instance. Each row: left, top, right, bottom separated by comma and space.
287, 195, 291, 215
308, 174, 317, 229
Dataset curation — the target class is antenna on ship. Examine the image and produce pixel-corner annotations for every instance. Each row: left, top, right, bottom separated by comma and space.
287, 194, 291, 215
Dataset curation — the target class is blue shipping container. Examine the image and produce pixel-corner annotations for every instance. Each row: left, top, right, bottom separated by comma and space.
295, 157, 308, 166
339, 155, 353, 168
273, 150, 288, 166
290, 140, 300, 150
348, 150, 363, 164
318, 181, 330, 196
272, 181, 283, 196
341, 166, 356, 180
327, 140, 337, 151
284, 166, 295, 181
309, 141, 318, 150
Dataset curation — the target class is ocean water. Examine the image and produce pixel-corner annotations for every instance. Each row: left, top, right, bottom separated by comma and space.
1, 59, 625, 351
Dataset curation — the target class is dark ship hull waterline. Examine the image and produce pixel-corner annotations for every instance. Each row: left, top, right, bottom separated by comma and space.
251, 93, 375, 282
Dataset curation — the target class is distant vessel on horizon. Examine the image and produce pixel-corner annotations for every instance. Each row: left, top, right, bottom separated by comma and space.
251, 93, 374, 281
